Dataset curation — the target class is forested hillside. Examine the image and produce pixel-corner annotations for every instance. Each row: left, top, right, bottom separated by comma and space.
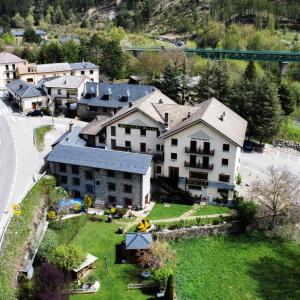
0, 0, 299, 33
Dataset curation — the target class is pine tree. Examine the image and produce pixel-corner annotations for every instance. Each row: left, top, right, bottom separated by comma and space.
244, 61, 257, 81
164, 274, 174, 300
247, 79, 282, 144
278, 82, 295, 116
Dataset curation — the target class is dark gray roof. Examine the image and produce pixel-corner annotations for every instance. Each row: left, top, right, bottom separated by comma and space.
47, 143, 152, 175
125, 233, 153, 250
6, 79, 45, 98
69, 62, 98, 70
78, 82, 156, 108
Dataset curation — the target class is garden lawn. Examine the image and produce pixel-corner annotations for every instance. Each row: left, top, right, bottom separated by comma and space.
278, 117, 300, 143
192, 205, 232, 216
34, 125, 52, 151
173, 233, 300, 300
147, 203, 193, 220
51, 216, 154, 300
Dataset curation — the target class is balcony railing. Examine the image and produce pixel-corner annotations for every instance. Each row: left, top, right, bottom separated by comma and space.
184, 161, 214, 170
153, 153, 164, 163
112, 145, 132, 152
185, 147, 215, 156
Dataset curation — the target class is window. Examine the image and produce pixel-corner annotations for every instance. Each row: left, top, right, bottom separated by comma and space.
140, 143, 146, 153
27, 78, 33, 82
107, 170, 115, 177
125, 141, 131, 148
72, 177, 80, 186
103, 108, 108, 113
5, 65, 8, 71
86, 184, 94, 193
157, 130, 160, 137
81, 70, 85, 75
222, 158, 229, 166
111, 126, 116, 136
140, 128, 146, 136
90, 70, 94, 74
59, 163, 66, 173
73, 190, 81, 198
156, 166, 162, 174
111, 139, 116, 148
223, 144, 230, 152
189, 172, 208, 180
125, 127, 131, 135
72, 165, 79, 174
124, 172, 132, 179
108, 182, 116, 191
124, 185, 132, 193
6, 73, 9, 79
57, 89, 61, 95
124, 198, 133, 206
188, 185, 202, 190
109, 196, 116, 204
156, 144, 161, 151
12, 64, 15, 70
219, 174, 230, 182
60, 175, 67, 184
85, 170, 93, 181
171, 138, 178, 146
171, 153, 177, 160
161, 145, 164, 152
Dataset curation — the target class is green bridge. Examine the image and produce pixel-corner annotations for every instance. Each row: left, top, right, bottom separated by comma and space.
125, 47, 300, 63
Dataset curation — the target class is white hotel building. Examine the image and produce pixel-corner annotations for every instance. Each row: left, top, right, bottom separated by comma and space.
80, 90, 247, 201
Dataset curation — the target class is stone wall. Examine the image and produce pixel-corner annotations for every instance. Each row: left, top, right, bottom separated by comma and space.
155, 222, 240, 241
273, 139, 300, 152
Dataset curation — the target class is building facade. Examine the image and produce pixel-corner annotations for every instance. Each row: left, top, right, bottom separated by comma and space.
48, 127, 152, 209
80, 92, 247, 201
0, 52, 26, 89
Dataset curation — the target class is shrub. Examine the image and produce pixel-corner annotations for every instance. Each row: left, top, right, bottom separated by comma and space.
111, 207, 116, 215
89, 215, 104, 222
83, 195, 93, 209
116, 208, 127, 218
85, 274, 97, 286
38, 230, 58, 259
136, 218, 151, 232
104, 208, 110, 215
236, 173, 242, 185
235, 196, 257, 230
212, 219, 221, 225
47, 210, 57, 221
73, 203, 81, 213
47, 244, 86, 271
153, 267, 174, 289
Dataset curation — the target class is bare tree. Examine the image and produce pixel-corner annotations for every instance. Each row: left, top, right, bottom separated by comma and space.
250, 167, 300, 228
137, 241, 176, 269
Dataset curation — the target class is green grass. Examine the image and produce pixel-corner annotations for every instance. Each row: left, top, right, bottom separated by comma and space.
147, 203, 193, 220
173, 233, 300, 300
278, 117, 300, 142
49, 216, 154, 300
192, 205, 232, 216
0, 177, 57, 299
34, 125, 52, 151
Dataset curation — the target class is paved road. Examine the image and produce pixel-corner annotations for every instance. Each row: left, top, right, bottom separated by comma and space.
0, 101, 16, 216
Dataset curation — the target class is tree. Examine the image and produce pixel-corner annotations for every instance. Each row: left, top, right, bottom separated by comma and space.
137, 52, 165, 78
137, 241, 176, 269
12, 13, 25, 28
164, 274, 175, 300
244, 61, 257, 81
152, 65, 181, 102
34, 262, 70, 299
278, 82, 295, 116
23, 28, 42, 44
38, 229, 58, 259
247, 78, 282, 144
250, 167, 300, 228
47, 244, 86, 271
24, 14, 35, 28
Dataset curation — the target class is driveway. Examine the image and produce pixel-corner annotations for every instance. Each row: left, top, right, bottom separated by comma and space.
239, 145, 300, 196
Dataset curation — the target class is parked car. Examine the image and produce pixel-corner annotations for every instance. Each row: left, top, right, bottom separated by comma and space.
26, 110, 44, 117
243, 140, 255, 151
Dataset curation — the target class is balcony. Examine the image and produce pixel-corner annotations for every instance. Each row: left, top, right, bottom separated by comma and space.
185, 147, 215, 156
112, 145, 132, 152
153, 153, 164, 163
184, 161, 214, 170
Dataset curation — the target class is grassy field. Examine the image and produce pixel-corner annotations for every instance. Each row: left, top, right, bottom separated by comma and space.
278, 117, 300, 143
0, 177, 56, 299
192, 205, 232, 216
173, 233, 300, 300
34, 125, 52, 151
50, 216, 154, 300
147, 203, 193, 220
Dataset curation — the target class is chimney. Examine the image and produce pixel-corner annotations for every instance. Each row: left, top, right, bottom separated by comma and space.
187, 112, 191, 118
164, 112, 169, 127
129, 101, 133, 108
96, 83, 100, 97
108, 88, 112, 99
63, 79, 67, 85
69, 121, 74, 132
127, 89, 131, 99
219, 111, 225, 121
19, 84, 23, 89
159, 99, 163, 104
